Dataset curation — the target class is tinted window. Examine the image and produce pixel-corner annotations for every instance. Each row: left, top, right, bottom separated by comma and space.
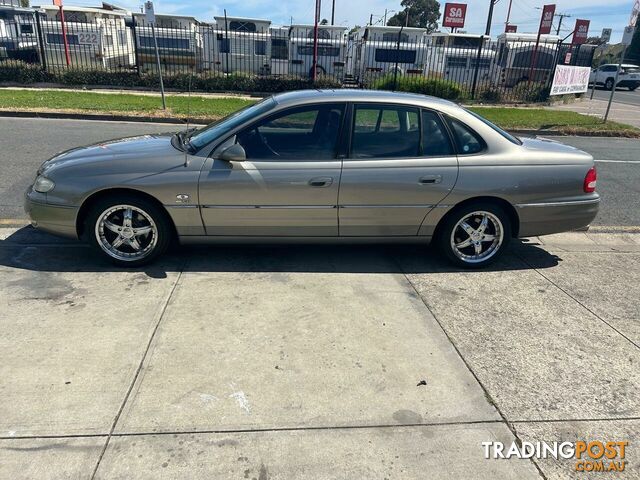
254, 40, 266, 55
237, 104, 345, 160
351, 105, 420, 158
374, 48, 416, 63
464, 108, 521, 145
218, 38, 230, 53
297, 45, 340, 56
46, 33, 79, 45
140, 36, 189, 50
271, 38, 288, 59
229, 21, 256, 32
448, 118, 484, 154
422, 111, 453, 156
20, 24, 34, 34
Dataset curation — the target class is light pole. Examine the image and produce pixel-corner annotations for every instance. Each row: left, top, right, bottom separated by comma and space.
471, 0, 499, 98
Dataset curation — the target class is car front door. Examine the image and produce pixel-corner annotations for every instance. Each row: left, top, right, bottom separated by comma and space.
198, 103, 345, 236
338, 104, 459, 236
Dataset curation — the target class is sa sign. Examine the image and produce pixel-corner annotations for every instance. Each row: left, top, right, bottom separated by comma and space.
539, 4, 556, 35
572, 19, 590, 45
442, 3, 467, 28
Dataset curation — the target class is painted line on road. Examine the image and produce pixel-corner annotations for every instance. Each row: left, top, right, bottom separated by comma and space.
594, 159, 640, 164
0, 219, 29, 225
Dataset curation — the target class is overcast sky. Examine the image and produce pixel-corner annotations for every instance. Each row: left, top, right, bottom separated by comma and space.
60, 0, 636, 42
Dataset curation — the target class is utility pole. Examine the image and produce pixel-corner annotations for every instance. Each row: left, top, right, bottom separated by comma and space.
312, 0, 321, 82
504, 0, 513, 32
471, 0, 498, 98
331, 0, 335, 25
555, 13, 571, 35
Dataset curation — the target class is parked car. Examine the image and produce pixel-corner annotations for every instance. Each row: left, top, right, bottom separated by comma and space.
25, 90, 599, 268
589, 64, 640, 91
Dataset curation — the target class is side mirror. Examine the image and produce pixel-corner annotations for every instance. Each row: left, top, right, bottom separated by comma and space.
218, 144, 246, 162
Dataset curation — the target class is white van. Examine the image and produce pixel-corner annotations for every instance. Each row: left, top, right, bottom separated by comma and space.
352, 25, 428, 85
202, 17, 272, 75
287, 24, 347, 79
38, 6, 134, 69
425, 32, 493, 85
492, 33, 560, 87
0, 5, 40, 63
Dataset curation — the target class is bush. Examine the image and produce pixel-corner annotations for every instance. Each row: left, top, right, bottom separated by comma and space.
0, 61, 343, 94
476, 86, 503, 103
0, 60, 50, 83
371, 74, 464, 101
511, 81, 550, 103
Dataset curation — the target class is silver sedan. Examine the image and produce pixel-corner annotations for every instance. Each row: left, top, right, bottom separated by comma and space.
25, 89, 599, 268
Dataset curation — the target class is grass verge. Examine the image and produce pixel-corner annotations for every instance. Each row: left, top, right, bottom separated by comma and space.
1, 88, 638, 136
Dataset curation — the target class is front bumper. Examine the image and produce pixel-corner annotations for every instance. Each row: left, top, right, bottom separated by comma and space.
24, 187, 79, 239
516, 196, 600, 237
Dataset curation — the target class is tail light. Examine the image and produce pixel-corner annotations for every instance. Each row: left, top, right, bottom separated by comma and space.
583, 167, 597, 193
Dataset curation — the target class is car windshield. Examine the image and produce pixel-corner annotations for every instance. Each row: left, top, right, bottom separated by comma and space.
464, 108, 522, 145
188, 97, 277, 150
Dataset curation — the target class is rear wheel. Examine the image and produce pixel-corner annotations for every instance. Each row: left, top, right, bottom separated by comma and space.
605, 77, 615, 90
437, 203, 511, 268
630, 86, 638, 91
85, 195, 171, 267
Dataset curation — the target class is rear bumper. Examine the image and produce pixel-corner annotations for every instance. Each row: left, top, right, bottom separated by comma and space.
24, 188, 79, 239
516, 196, 600, 237
617, 79, 640, 88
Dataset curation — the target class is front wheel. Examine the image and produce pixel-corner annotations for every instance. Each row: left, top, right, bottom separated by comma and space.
436, 203, 511, 269
605, 78, 615, 90
85, 195, 172, 267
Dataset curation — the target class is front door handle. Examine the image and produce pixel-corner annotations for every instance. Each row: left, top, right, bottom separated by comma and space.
308, 177, 333, 187
419, 175, 442, 185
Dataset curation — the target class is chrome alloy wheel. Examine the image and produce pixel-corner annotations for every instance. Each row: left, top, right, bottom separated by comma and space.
450, 211, 504, 264
95, 205, 158, 262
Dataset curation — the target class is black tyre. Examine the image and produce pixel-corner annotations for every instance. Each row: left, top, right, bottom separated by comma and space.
605, 78, 615, 90
84, 194, 172, 267
630, 86, 638, 91
436, 202, 512, 269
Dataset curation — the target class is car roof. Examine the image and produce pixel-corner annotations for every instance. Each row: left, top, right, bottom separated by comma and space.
601, 63, 640, 67
271, 89, 459, 110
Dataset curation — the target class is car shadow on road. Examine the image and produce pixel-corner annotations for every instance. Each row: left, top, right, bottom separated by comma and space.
0, 226, 560, 277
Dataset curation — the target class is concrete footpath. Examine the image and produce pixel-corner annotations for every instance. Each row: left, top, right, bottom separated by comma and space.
547, 97, 640, 128
0, 228, 639, 479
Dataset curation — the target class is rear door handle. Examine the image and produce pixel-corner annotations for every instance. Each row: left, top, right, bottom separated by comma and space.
308, 177, 333, 187
419, 175, 442, 185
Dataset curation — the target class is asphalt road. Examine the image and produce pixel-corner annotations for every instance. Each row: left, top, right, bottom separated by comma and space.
590, 85, 640, 107
0, 117, 638, 226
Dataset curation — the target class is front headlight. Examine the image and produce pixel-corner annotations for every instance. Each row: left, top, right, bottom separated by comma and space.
33, 175, 55, 193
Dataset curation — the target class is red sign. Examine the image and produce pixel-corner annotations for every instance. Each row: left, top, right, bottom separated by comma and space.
506, 24, 517, 33
442, 3, 467, 28
52, 0, 63, 5
572, 19, 590, 44
539, 4, 556, 35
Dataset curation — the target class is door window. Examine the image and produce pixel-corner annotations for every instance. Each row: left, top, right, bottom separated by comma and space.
236, 104, 344, 160
448, 118, 485, 154
351, 105, 420, 158
421, 111, 453, 156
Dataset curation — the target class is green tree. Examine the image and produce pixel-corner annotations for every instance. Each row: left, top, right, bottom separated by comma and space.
20, 0, 30, 6
387, 0, 441, 32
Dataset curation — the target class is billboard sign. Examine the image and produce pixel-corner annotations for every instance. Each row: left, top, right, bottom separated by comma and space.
572, 19, 590, 45
550, 65, 591, 95
442, 3, 467, 28
506, 24, 518, 33
539, 4, 556, 35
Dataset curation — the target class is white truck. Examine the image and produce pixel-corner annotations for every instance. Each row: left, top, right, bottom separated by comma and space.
351, 25, 428, 85
287, 24, 348, 79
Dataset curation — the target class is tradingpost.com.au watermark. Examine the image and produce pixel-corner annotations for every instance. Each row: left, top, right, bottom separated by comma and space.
483, 440, 629, 473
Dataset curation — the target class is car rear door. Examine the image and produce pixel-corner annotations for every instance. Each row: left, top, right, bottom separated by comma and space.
198, 103, 345, 236
338, 103, 459, 236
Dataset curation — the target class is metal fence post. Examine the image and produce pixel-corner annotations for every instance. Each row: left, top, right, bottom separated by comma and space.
130, 15, 140, 76
393, 25, 403, 91
34, 12, 47, 72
